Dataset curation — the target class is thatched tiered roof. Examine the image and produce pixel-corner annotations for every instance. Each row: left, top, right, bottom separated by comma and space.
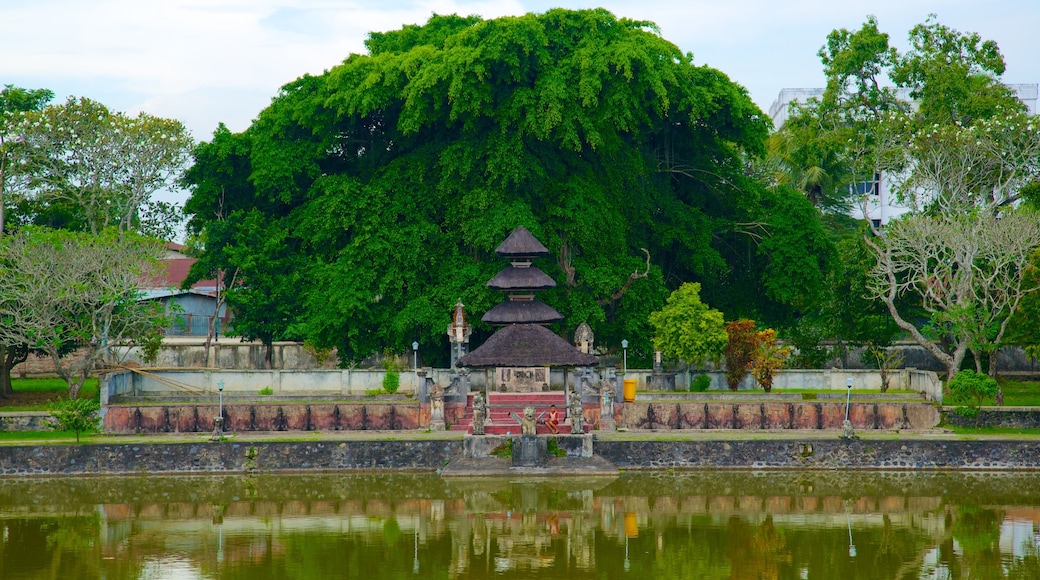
457, 324, 598, 368
495, 226, 550, 257
486, 266, 557, 291
481, 299, 564, 325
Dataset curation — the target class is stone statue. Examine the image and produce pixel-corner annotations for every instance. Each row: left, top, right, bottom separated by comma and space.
509, 406, 538, 436
471, 392, 487, 435
430, 382, 445, 430
569, 394, 584, 434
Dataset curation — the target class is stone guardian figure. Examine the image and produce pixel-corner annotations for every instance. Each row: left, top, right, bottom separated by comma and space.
471, 392, 487, 435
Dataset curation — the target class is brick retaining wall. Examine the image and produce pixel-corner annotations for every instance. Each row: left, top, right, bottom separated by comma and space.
614, 401, 941, 430
103, 403, 423, 434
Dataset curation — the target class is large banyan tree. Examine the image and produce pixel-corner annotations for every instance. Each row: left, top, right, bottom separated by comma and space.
183, 9, 831, 364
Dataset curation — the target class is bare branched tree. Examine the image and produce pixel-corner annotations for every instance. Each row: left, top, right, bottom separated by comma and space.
0, 228, 167, 397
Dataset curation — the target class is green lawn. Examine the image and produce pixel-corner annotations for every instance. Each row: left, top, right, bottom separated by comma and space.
0, 377, 99, 412
990, 379, 1040, 407
0, 430, 78, 442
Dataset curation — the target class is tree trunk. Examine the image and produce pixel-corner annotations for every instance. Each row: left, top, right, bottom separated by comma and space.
265, 342, 273, 370
971, 349, 984, 373
0, 345, 10, 399
0, 344, 28, 399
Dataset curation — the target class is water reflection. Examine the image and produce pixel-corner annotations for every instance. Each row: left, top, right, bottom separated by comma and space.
1, 472, 1039, 579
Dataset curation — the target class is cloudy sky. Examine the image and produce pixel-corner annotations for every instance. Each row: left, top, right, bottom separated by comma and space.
4, 0, 1038, 143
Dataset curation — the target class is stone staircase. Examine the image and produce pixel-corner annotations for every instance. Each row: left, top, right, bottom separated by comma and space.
449, 392, 588, 435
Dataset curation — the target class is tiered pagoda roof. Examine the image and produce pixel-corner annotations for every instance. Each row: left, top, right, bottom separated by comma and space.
480, 225, 562, 326
459, 226, 596, 369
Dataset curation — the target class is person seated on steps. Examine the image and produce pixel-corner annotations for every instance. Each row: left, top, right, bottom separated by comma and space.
544, 404, 560, 434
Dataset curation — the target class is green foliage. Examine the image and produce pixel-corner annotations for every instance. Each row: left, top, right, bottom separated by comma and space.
48, 397, 100, 442
690, 374, 712, 393
948, 370, 998, 418
490, 439, 513, 458
648, 283, 727, 367
546, 437, 567, 457
723, 319, 757, 391
382, 371, 400, 395
181, 9, 800, 364
16, 96, 192, 238
381, 353, 402, 394
862, 344, 904, 393
749, 329, 790, 392
0, 227, 167, 397
258, 386, 274, 396
137, 332, 164, 365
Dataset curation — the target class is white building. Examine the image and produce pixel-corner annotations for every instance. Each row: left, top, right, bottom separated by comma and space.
767, 83, 1039, 226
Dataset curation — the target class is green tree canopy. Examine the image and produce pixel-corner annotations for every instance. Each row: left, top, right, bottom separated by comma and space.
183, 9, 832, 363
648, 282, 727, 367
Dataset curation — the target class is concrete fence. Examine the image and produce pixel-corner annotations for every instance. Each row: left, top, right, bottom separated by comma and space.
102, 366, 944, 404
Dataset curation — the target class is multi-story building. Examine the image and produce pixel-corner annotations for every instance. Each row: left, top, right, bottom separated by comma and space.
767, 84, 1039, 225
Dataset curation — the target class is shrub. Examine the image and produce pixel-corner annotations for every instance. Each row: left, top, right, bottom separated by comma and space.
382, 369, 400, 394
381, 350, 403, 394
948, 370, 998, 410
48, 397, 100, 442
258, 386, 274, 396
863, 344, 904, 393
724, 319, 758, 391
690, 374, 712, 392
139, 332, 164, 365
750, 329, 790, 393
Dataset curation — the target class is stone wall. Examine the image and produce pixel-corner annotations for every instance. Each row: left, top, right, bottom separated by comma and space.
0, 412, 52, 432
3, 438, 1040, 475
941, 407, 1040, 429
613, 401, 941, 430
594, 439, 1040, 470
0, 439, 463, 476
103, 403, 422, 434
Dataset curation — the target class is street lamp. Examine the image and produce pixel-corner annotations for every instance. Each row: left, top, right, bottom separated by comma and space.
212, 379, 225, 441
624, 535, 630, 571
842, 377, 855, 439
412, 341, 419, 370
846, 500, 857, 558
621, 339, 629, 375
845, 377, 853, 421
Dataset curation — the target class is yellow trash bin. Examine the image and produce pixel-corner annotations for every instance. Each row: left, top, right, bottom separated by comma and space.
623, 378, 637, 402
624, 512, 639, 537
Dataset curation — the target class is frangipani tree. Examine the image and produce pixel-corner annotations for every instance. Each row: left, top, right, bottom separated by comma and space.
17, 96, 192, 239
0, 227, 167, 397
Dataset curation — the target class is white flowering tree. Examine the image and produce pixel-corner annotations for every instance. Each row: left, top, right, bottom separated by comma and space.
17, 97, 192, 239
0, 85, 53, 235
863, 111, 1040, 382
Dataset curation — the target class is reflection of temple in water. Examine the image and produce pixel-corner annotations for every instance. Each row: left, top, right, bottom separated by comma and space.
3, 474, 1040, 579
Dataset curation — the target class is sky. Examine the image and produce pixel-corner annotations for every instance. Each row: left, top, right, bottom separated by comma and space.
3, 0, 1039, 202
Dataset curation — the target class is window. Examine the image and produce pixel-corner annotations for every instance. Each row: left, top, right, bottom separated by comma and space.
851, 173, 881, 197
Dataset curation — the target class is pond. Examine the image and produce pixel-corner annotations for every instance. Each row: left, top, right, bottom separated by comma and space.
1, 471, 1038, 579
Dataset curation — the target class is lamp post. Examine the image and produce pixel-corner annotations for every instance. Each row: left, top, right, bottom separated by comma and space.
846, 500, 857, 558
624, 534, 630, 571
621, 339, 629, 375
212, 379, 225, 441
412, 341, 420, 394
845, 377, 852, 421
842, 376, 855, 439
